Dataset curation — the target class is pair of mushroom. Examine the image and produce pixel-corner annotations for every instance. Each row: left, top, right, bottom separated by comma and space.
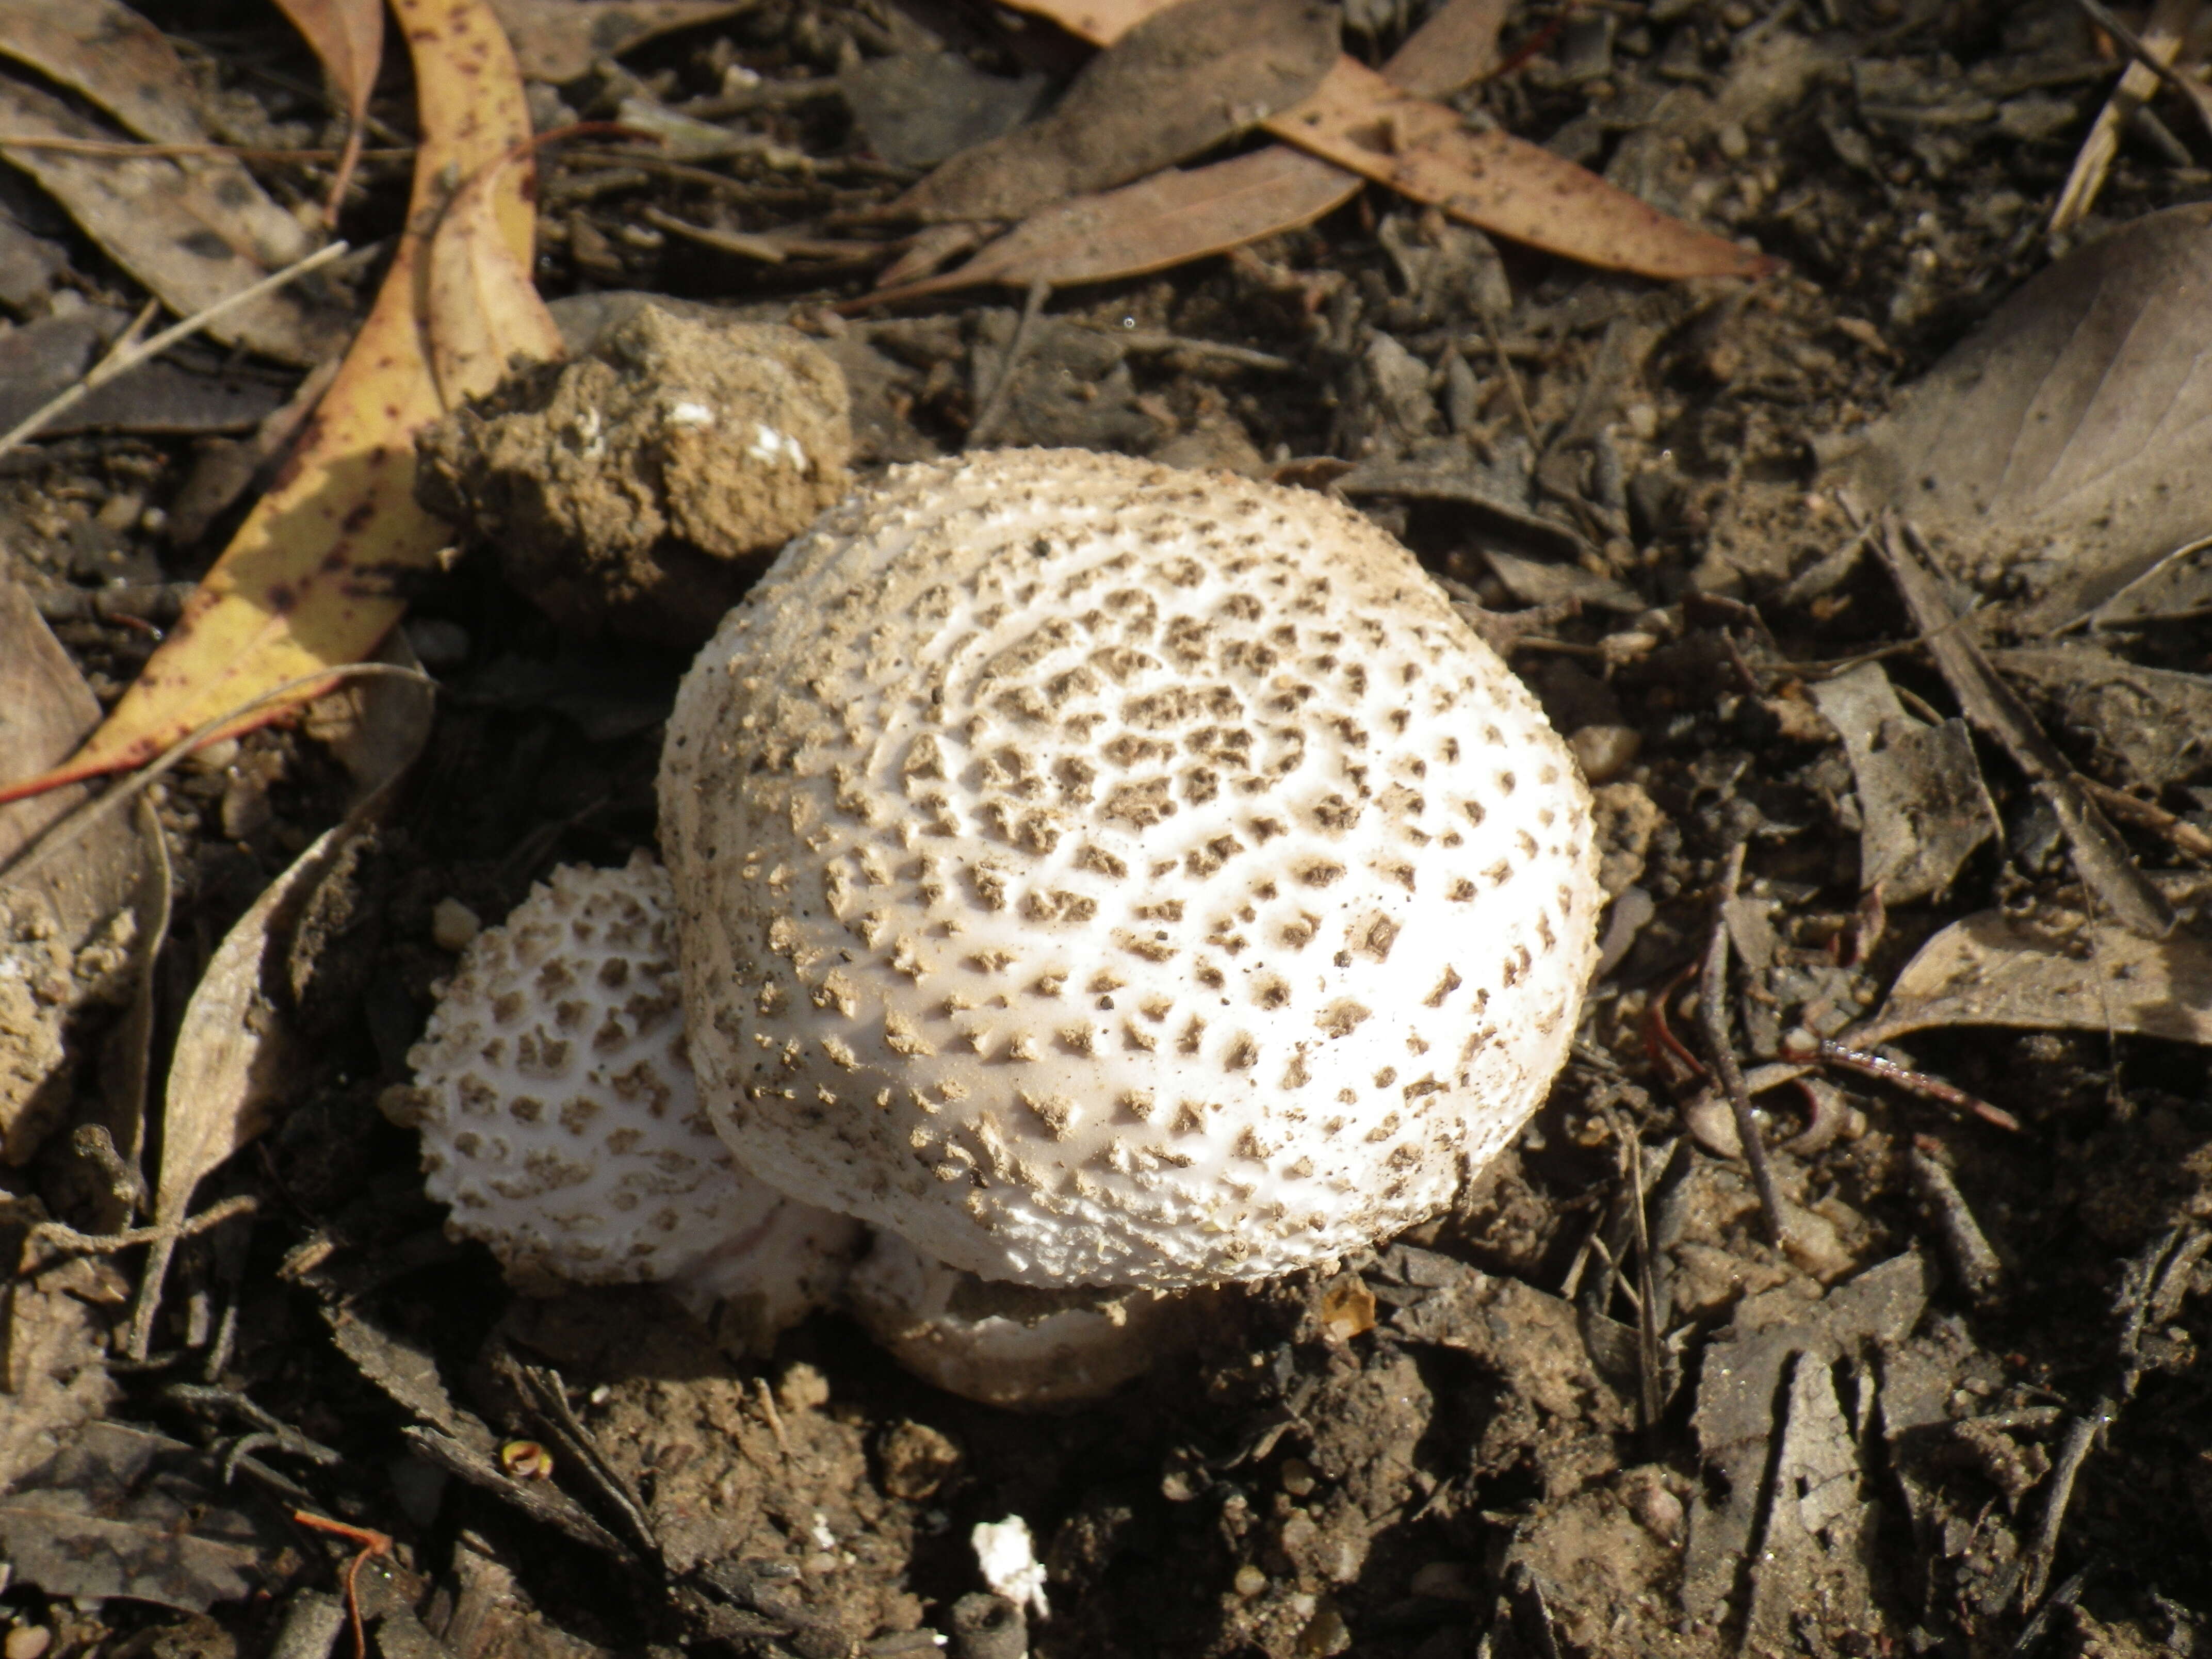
399, 449, 1602, 1406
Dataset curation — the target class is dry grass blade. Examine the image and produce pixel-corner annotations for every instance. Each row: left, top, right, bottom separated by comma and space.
270, 0, 387, 220
2050, 0, 2201, 235
0, 241, 349, 468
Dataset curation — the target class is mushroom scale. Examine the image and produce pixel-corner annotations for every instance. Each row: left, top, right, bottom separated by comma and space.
403, 854, 856, 1330
661, 449, 1601, 1291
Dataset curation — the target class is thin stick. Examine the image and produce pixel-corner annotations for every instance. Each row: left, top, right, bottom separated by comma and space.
0, 239, 351, 464
1699, 842, 1792, 1248
0, 134, 413, 162
966, 279, 1051, 451
2069, 0, 2212, 137
1480, 305, 1543, 458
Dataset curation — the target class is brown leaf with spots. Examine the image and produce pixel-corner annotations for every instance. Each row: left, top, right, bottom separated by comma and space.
0, 0, 537, 804
428, 137, 567, 407
269, 0, 386, 217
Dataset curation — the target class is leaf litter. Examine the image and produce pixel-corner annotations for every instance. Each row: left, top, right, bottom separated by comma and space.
11, 2, 2212, 1656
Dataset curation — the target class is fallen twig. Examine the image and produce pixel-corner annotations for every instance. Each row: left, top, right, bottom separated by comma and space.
0, 239, 351, 465
1699, 841, 1792, 1249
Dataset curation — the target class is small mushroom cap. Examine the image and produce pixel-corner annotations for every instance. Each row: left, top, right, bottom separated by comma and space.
661, 449, 1601, 1291
845, 1231, 1213, 1410
403, 854, 856, 1331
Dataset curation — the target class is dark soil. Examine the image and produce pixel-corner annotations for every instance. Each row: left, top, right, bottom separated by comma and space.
6, 3, 2212, 1658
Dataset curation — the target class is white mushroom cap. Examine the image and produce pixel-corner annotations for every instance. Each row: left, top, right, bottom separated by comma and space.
660, 449, 1601, 1291
845, 1230, 1216, 1410
400, 853, 857, 1333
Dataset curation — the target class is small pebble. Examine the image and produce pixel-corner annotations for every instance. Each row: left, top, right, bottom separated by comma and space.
6, 1628, 53, 1659
1569, 723, 1641, 784
1279, 1457, 1317, 1497
1233, 1564, 1267, 1597
431, 898, 482, 951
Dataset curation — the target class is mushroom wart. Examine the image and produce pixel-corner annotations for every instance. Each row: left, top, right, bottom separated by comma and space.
660, 448, 1601, 1292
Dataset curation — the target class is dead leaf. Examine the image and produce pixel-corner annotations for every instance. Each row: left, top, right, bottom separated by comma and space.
1875, 525, 2174, 942
867, 0, 1508, 303
0, 585, 145, 1166
270, 0, 385, 216
0, 78, 346, 367
995, 0, 1769, 280
0, 0, 329, 319
1860, 909, 2212, 1049
1807, 661, 1997, 905
5, 0, 536, 802
1994, 646, 2212, 794
0, 1235, 120, 1492
487, 0, 751, 82
872, 147, 1361, 303
1682, 1254, 1931, 1622
1837, 203, 2212, 632
1264, 58, 1767, 281
1380, 0, 1506, 99
893, 0, 1340, 224
0, 1422, 281, 1606
427, 140, 568, 408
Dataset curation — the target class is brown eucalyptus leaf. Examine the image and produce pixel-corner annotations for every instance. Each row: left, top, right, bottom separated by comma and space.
869, 0, 1509, 304
893, 0, 1341, 223
1380, 0, 1506, 99
0, 76, 345, 367
1862, 909, 2212, 1048
992, 0, 1768, 280
154, 763, 420, 1231
873, 146, 1358, 302
269, 0, 385, 212
1836, 203, 2212, 631
487, 0, 752, 83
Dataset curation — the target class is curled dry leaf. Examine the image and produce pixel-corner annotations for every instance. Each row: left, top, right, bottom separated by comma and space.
140, 661, 431, 1334
427, 140, 569, 408
1836, 202, 2212, 631
11, 0, 537, 802
1860, 909, 2212, 1050
269, 0, 386, 216
892, 0, 1341, 224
